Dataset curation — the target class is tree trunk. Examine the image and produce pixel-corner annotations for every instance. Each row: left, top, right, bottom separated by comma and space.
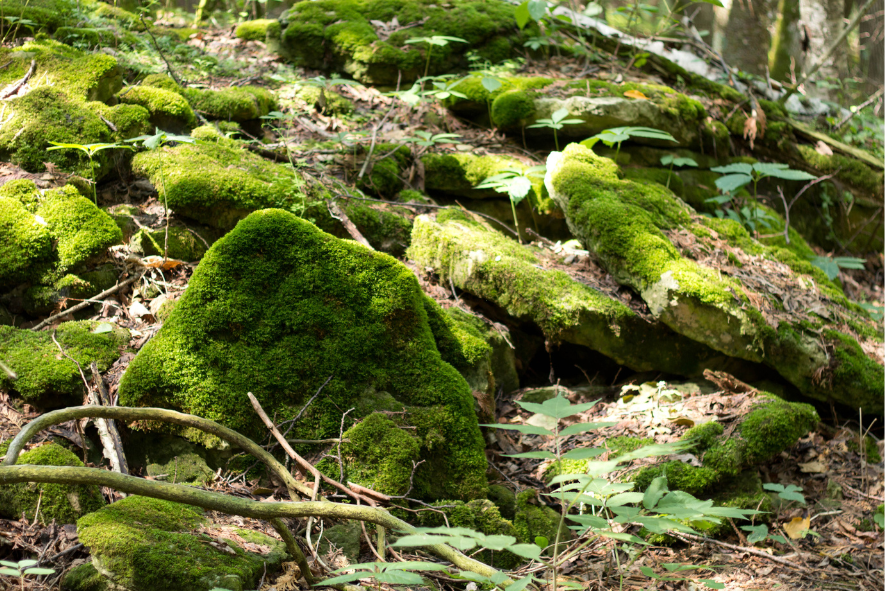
799, 0, 851, 100
770, 0, 804, 82
860, 0, 884, 93
724, 0, 778, 76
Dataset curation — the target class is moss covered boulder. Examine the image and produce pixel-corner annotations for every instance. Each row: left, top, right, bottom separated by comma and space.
0, 0, 82, 31
546, 143, 883, 413
129, 226, 210, 261
0, 443, 105, 523
117, 85, 197, 133
235, 18, 280, 42
635, 395, 819, 497
131, 127, 315, 230
407, 209, 737, 378
75, 496, 287, 591
182, 86, 275, 121
279, 0, 520, 85
0, 196, 53, 289
0, 320, 129, 407
514, 489, 572, 553
118, 209, 488, 500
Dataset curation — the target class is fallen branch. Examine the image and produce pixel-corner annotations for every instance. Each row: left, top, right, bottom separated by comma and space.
0, 59, 35, 99
327, 200, 375, 250
30, 273, 143, 331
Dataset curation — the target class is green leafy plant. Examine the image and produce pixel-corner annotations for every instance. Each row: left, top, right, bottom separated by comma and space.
527, 108, 584, 150
515, 0, 548, 30
404, 35, 467, 84
378, 391, 751, 591
809, 255, 866, 281
125, 129, 195, 259
419, 75, 468, 101
301, 75, 362, 114
474, 165, 546, 240
586, 126, 678, 159
660, 154, 698, 189
0, 560, 55, 591
707, 162, 816, 233
402, 131, 461, 151
46, 142, 129, 204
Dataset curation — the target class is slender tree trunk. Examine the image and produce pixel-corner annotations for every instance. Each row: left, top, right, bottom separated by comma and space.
724, 0, 778, 76
770, 0, 805, 81
860, 0, 884, 93
799, 0, 851, 99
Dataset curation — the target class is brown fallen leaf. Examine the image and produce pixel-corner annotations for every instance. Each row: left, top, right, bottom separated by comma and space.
798, 460, 827, 473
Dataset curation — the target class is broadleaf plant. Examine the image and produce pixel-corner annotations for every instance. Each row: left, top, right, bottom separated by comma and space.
46, 142, 130, 204
527, 108, 584, 150
474, 165, 546, 241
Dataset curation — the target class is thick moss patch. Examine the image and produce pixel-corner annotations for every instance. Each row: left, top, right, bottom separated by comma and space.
0, 443, 105, 524
340, 412, 421, 495
0, 320, 129, 406
407, 209, 731, 377
118, 209, 488, 500
280, 0, 520, 84
235, 18, 280, 41
547, 143, 883, 413
77, 496, 286, 591
182, 86, 275, 121
130, 129, 313, 230
117, 85, 197, 132
36, 186, 123, 271
0, 196, 53, 289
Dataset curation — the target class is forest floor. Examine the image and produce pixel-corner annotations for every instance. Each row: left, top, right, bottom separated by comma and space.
0, 17, 884, 591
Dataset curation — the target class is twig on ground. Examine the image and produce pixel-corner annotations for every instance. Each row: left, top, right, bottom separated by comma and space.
31, 273, 142, 331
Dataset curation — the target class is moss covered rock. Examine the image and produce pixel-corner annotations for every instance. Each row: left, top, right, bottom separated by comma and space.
546, 143, 883, 413
118, 209, 488, 500
117, 85, 197, 133
125, 433, 217, 485
407, 209, 734, 378
22, 266, 118, 317
514, 489, 572, 553
339, 412, 421, 495
635, 395, 818, 496
280, 0, 520, 85
182, 86, 275, 121
0, 320, 129, 407
129, 226, 210, 261
36, 185, 123, 271
130, 128, 315, 230
295, 85, 354, 116
0, 443, 105, 523
418, 499, 522, 568
0, 196, 53, 289
235, 18, 280, 42
0, 0, 81, 31
76, 496, 287, 591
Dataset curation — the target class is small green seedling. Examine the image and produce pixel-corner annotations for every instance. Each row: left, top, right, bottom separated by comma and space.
46, 142, 129, 204
515, 0, 548, 29
474, 165, 546, 240
586, 126, 677, 159
405, 35, 467, 82
316, 561, 450, 589
0, 560, 55, 591
402, 131, 461, 149
527, 108, 584, 150
420, 76, 468, 101
660, 154, 698, 189
301, 75, 362, 114
707, 162, 816, 232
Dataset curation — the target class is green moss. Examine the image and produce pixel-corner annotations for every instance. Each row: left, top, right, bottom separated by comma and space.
0, 40, 121, 102
129, 227, 209, 261
340, 201, 413, 257
317, 523, 362, 563
118, 85, 197, 132
141, 73, 183, 93
340, 412, 421, 495
0, 320, 128, 406
360, 156, 405, 197
0, 179, 40, 210
408, 210, 726, 377
0, 443, 105, 523
846, 435, 882, 464
418, 499, 522, 568
623, 167, 685, 197
796, 144, 884, 196
0, 0, 80, 31
281, 0, 520, 84
295, 85, 354, 116
235, 18, 278, 41
23, 266, 117, 317
92, 2, 140, 26
683, 421, 723, 451
183, 86, 275, 121
487, 484, 517, 520
62, 563, 109, 591
514, 490, 572, 552
634, 462, 720, 496
127, 433, 216, 485
118, 209, 487, 500
37, 185, 122, 270
825, 330, 885, 412
54, 26, 117, 47
0, 196, 53, 288
77, 495, 286, 591
130, 133, 314, 230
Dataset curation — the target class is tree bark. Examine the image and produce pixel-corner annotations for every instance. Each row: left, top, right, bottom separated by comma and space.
800, 0, 851, 99
724, 0, 779, 76
860, 0, 884, 94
